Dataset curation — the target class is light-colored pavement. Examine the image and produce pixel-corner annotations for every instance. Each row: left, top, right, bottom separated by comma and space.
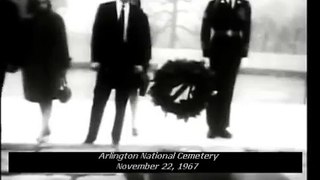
1, 69, 307, 180
1, 69, 306, 150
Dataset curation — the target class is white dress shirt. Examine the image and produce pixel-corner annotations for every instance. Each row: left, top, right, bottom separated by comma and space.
231, 0, 236, 8
116, 0, 130, 42
226, 0, 236, 8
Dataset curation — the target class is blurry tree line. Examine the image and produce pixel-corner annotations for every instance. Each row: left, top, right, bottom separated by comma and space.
143, 0, 306, 54
249, 1, 306, 54
11, 0, 306, 55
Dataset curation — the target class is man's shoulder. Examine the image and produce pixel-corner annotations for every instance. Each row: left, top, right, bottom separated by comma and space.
130, 5, 146, 17
130, 4, 139, 11
208, 0, 217, 5
98, 1, 116, 9
242, 0, 251, 7
206, 0, 219, 9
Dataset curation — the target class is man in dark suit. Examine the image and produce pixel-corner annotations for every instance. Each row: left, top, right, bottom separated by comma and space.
84, 0, 151, 147
0, 0, 21, 98
201, 0, 251, 138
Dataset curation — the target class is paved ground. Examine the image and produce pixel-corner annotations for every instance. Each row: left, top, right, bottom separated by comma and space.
1, 69, 307, 180
1, 69, 306, 147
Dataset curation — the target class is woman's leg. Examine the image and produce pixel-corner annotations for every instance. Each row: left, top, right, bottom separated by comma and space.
37, 100, 52, 143
129, 89, 138, 136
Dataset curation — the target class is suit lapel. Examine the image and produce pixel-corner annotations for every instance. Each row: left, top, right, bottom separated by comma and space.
110, 2, 118, 25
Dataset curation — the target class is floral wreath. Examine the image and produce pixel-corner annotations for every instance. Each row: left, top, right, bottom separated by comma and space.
150, 59, 216, 120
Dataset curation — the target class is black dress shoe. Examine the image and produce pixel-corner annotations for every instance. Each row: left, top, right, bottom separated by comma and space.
207, 130, 219, 139
111, 139, 119, 151
112, 139, 119, 146
207, 130, 232, 139
83, 139, 94, 144
219, 130, 232, 139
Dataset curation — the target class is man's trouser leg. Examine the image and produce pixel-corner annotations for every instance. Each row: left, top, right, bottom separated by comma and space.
85, 80, 112, 143
111, 88, 130, 144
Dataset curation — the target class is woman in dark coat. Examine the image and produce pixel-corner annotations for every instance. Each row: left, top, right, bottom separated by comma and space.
128, 0, 152, 136
22, 0, 70, 143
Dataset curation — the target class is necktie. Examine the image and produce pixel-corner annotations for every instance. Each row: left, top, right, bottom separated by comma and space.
119, 3, 125, 42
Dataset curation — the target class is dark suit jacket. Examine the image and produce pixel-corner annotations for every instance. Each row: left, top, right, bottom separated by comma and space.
91, 2, 151, 71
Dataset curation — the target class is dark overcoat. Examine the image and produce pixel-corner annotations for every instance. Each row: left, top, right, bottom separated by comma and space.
22, 11, 70, 102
